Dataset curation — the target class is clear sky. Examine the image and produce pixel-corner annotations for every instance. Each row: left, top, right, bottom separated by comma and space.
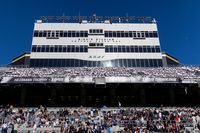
0, 0, 199, 65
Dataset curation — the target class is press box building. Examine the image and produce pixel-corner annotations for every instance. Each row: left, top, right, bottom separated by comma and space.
30, 16, 163, 67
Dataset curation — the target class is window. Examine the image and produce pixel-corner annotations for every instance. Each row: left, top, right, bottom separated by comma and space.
47, 31, 51, 37
54, 45, 59, 52
155, 46, 160, 52
147, 46, 151, 52
80, 31, 84, 37
129, 31, 133, 37
72, 31, 75, 37
130, 46, 135, 52
133, 31, 136, 38
76, 31, 80, 37
63, 46, 67, 52
137, 32, 141, 38
108, 31, 113, 37
110, 45, 114, 52
60, 31, 63, 37
58, 45, 62, 52
34, 31, 39, 37
67, 45, 71, 52
132, 59, 136, 67
75, 46, 80, 52
68, 31, 72, 37
118, 45, 122, 52
139, 46, 143, 53
136, 59, 140, 67
121, 31, 124, 37
158, 59, 163, 67
117, 31, 121, 37
83, 45, 88, 52
125, 32, 129, 37
114, 46, 118, 52
126, 46, 130, 52
36, 46, 41, 52
122, 46, 126, 52
32, 45, 37, 52
141, 31, 145, 38
39, 31, 43, 37
50, 46, 54, 52
153, 31, 158, 37
143, 46, 147, 53
145, 31, 149, 38
41, 45, 46, 52
56, 31, 59, 37
149, 32, 153, 38
71, 45, 75, 52
153, 59, 158, 67
84, 31, 88, 37
51, 31, 55, 37
113, 31, 117, 37
135, 46, 139, 53
144, 59, 149, 67
105, 31, 108, 37
127, 59, 132, 67
140, 59, 145, 67
43, 31, 47, 37
89, 43, 96, 47
64, 31, 68, 37
151, 46, 155, 53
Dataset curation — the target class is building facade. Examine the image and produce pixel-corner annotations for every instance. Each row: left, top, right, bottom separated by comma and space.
30, 16, 163, 67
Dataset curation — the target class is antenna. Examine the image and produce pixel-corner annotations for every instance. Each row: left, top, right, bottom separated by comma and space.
126, 13, 129, 23
78, 11, 81, 23
152, 18, 157, 23
62, 12, 65, 23
93, 13, 97, 23
119, 17, 121, 23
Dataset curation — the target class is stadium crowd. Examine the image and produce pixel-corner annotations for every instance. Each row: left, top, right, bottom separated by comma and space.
0, 66, 200, 79
1, 105, 200, 132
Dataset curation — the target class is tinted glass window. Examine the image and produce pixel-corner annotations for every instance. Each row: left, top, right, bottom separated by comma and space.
143, 46, 147, 52
117, 31, 121, 37
60, 31, 63, 37
153, 31, 158, 37
126, 46, 130, 52
145, 31, 149, 37
43, 31, 47, 37
105, 31, 108, 37
113, 31, 117, 37
118, 46, 122, 52
32, 46, 37, 52
155, 46, 160, 52
41, 45, 46, 52
129, 31, 133, 37
122, 46, 126, 52
135, 46, 138, 52
75, 46, 80, 52
34, 31, 39, 37
63, 46, 67, 52
68, 31, 72, 37
72, 31, 75, 37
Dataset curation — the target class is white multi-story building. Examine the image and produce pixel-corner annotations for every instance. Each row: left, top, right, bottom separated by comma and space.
30, 16, 163, 67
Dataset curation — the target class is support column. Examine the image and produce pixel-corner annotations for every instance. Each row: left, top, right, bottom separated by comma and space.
140, 88, 146, 105
169, 88, 175, 105
20, 87, 27, 106
50, 88, 57, 106
80, 87, 86, 106
110, 88, 116, 106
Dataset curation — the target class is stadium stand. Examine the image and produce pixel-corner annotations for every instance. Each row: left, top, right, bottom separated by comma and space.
0, 105, 200, 132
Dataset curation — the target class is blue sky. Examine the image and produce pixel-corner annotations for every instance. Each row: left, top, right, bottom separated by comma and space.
0, 0, 199, 65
